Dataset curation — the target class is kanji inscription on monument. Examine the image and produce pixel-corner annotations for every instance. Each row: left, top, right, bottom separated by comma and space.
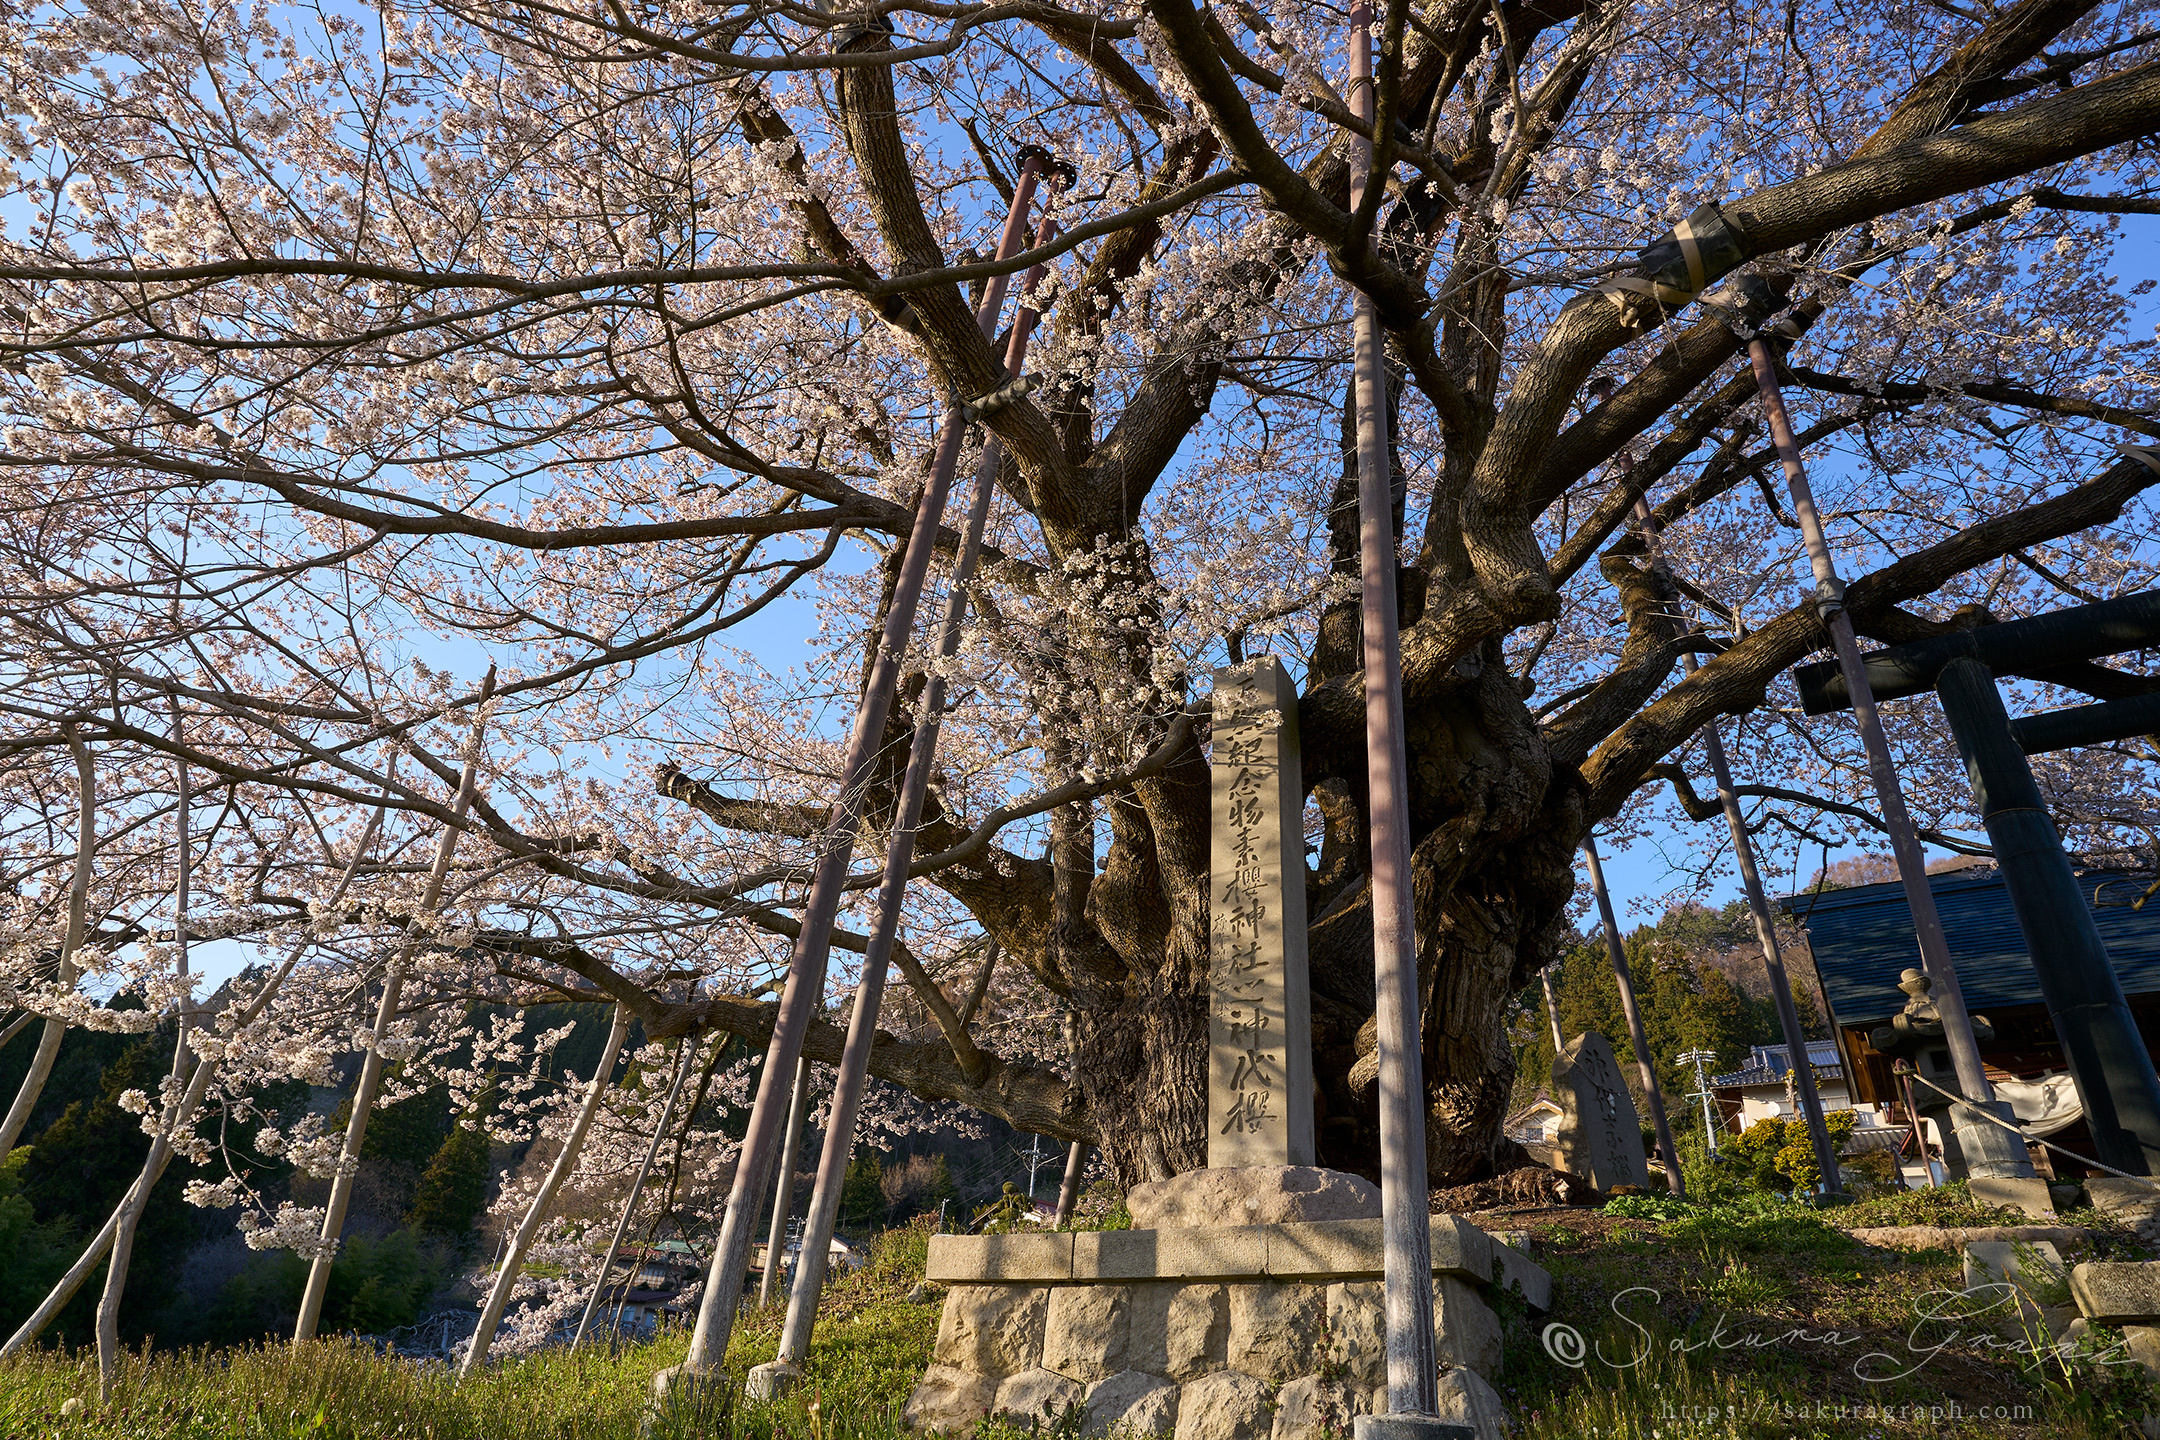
1552, 1032, 1648, 1193
1208, 657, 1315, 1167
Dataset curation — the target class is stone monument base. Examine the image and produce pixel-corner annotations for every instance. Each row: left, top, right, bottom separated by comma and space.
900, 1213, 1546, 1440
1126, 1165, 1381, 1230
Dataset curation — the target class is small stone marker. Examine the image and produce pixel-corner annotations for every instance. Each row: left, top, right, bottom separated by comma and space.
1967, 1175, 2056, 1221
1208, 658, 1315, 1168
1551, 1033, 1648, 1193
2069, 1260, 2160, 1326
1963, 1239, 2066, 1325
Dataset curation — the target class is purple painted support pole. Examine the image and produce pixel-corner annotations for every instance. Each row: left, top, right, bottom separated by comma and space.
1612, 452, 1837, 1195
1346, 5, 1438, 1417
671, 161, 1049, 1390
765, 189, 1054, 1388
1745, 339, 2030, 1180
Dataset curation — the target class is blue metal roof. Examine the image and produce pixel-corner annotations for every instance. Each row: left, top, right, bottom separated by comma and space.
1710, 1040, 1844, 1088
1779, 867, 2160, 1026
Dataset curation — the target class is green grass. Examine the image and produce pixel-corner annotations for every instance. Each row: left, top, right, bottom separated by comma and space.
1500, 1195, 2160, 1439
0, 1229, 942, 1440
10, 1206, 2156, 1440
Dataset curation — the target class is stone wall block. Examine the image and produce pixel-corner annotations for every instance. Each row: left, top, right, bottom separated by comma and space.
935, 1285, 1049, 1377
1489, 1237, 1551, 1312
1429, 1216, 1495, 1282
1432, 1276, 1501, 1379
1075, 1231, 1167, 1281
1154, 1225, 1271, 1279
1130, 1282, 1229, 1379
1325, 1280, 1385, 1392
1228, 1280, 1323, 1381
993, 1368, 1085, 1429
1174, 1370, 1273, 1440
902, 1366, 997, 1437
929, 1233, 1075, 1284
1045, 1284, 1132, 1382
2070, 1261, 2160, 1326
1083, 1370, 1181, 1438
1434, 1366, 1509, 1440
1271, 1375, 1359, 1440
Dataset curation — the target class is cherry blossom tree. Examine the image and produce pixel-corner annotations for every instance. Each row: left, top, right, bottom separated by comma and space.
1, 0, 2157, 1306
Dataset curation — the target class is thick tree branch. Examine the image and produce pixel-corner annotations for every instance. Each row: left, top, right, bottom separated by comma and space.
1653, 764, 1993, 855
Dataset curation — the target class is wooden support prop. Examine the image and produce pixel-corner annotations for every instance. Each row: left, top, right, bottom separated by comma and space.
1053, 1143, 1087, 1226
758, 1054, 813, 1308
5, 786, 394, 1358
463, 1003, 633, 1376
298, 671, 497, 1341
0, 728, 95, 1156
573, 1038, 697, 1349
769, 190, 1060, 1390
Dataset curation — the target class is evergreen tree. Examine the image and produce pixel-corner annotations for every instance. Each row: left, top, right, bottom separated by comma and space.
839, 1154, 886, 1230
406, 1119, 492, 1241
18, 1024, 202, 1344
0, 1150, 75, 1336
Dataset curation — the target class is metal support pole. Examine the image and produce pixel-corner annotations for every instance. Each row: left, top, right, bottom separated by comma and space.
674, 166, 1046, 1387
1580, 837, 1685, 1199
1746, 341, 2016, 1158
758, 1056, 813, 1308
1936, 658, 2160, 1175
574, 1040, 697, 1349
725, 161, 1051, 1395
1347, 6, 1437, 1419
1623, 464, 1836, 1193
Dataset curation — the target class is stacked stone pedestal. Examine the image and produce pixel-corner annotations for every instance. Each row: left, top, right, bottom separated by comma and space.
902, 1213, 1547, 1440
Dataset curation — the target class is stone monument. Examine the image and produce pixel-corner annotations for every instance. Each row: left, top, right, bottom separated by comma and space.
1208, 658, 1314, 1168
1551, 1033, 1649, 1193
897, 659, 1542, 1440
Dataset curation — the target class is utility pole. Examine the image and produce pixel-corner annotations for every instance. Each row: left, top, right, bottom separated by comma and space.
1677, 1048, 1721, 1153
1020, 1134, 1050, 1199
